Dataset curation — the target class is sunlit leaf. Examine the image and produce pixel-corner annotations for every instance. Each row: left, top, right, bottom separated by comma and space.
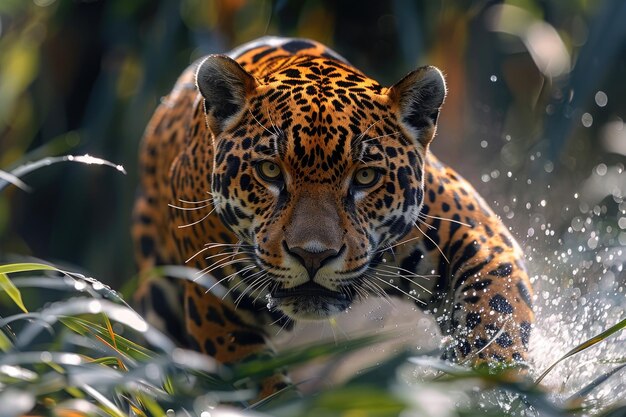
0, 262, 58, 275
0, 329, 14, 352
0, 272, 28, 313
0, 169, 30, 191
60, 316, 152, 361
81, 384, 126, 417
136, 392, 166, 417
0, 154, 126, 192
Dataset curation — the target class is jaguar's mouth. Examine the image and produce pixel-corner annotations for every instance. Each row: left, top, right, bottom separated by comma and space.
272, 281, 348, 300
270, 281, 353, 320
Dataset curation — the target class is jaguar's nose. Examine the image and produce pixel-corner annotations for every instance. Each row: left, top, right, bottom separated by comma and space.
283, 242, 341, 279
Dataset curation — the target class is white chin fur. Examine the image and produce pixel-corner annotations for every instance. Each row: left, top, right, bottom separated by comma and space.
274, 296, 350, 321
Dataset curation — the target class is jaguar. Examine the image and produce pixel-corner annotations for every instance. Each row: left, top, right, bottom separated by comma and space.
132, 36, 534, 398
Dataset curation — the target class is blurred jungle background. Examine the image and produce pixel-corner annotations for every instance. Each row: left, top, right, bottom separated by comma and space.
1, 0, 625, 292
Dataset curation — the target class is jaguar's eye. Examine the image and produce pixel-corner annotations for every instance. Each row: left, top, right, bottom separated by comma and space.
256, 161, 283, 182
353, 168, 380, 187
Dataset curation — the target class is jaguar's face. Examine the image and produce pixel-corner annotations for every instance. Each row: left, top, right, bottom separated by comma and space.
198, 55, 445, 320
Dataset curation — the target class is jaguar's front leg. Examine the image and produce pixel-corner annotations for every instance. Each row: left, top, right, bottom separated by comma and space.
183, 281, 290, 400
439, 235, 534, 365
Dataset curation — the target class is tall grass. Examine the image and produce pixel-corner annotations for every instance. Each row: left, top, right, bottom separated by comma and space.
1, 261, 625, 417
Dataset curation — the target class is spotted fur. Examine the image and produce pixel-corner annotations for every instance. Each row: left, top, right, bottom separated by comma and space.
132, 37, 534, 397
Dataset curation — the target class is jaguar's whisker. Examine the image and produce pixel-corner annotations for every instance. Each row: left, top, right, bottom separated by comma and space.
177, 195, 214, 205
177, 207, 217, 229
222, 265, 258, 300
362, 275, 394, 305
202, 249, 250, 261
375, 234, 423, 254
234, 271, 269, 306
376, 264, 435, 279
186, 246, 212, 264
373, 270, 431, 294
248, 108, 276, 137
275, 314, 293, 336
419, 213, 473, 228
253, 279, 273, 305
369, 275, 427, 306
361, 131, 401, 144
204, 242, 254, 249
168, 202, 212, 211
356, 117, 385, 141
415, 217, 436, 230
197, 257, 253, 278
202, 250, 246, 267
202, 271, 243, 295
413, 221, 450, 264
236, 276, 266, 305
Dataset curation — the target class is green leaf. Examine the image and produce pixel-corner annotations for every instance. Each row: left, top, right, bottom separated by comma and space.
310, 386, 406, 416
231, 334, 383, 380
0, 272, 27, 313
136, 392, 167, 417
60, 317, 152, 361
0, 262, 58, 275
0, 328, 13, 352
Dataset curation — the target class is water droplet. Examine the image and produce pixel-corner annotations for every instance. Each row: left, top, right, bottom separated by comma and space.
490, 75, 497, 82
544, 162, 554, 173
88, 300, 102, 314
595, 91, 608, 107
480, 140, 488, 148
581, 112, 593, 127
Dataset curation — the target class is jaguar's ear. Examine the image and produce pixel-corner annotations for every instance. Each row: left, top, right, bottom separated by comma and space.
388, 66, 446, 147
196, 54, 258, 135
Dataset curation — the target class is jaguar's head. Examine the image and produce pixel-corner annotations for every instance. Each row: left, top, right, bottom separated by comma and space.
196, 54, 445, 320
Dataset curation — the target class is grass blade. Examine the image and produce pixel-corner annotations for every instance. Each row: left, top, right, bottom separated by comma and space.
0, 272, 28, 313
81, 384, 126, 417
0, 154, 126, 192
232, 334, 383, 380
0, 329, 13, 352
535, 317, 626, 384
0, 169, 31, 192
566, 363, 626, 404
0, 263, 58, 275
